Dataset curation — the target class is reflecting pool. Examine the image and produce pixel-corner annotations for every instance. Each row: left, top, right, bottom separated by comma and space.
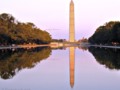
0, 46, 120, 90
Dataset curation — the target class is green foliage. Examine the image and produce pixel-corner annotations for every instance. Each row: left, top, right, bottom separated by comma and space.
88, 21, 120, 44
89, 47, 120, 70
0, 47, 51, 79
0, 13, 52, 45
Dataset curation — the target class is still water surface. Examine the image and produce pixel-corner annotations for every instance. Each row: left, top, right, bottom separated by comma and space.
0, 47, 120, 90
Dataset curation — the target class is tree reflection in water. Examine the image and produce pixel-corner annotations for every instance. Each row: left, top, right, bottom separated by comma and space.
0, 47, 51, 80
1, 45, 120, 80
89, 47, 120, 70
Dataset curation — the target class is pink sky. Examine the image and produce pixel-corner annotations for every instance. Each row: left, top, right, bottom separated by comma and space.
0, 0, 120, 40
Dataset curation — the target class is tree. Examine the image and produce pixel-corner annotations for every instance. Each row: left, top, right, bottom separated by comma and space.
0, 13, 52, 45
88, 21, 120, 45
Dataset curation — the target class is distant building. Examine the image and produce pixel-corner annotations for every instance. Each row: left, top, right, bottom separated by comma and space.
50, 42, 64, 48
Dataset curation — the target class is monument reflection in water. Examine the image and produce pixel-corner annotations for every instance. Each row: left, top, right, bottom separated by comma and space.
69, 47, 75, 88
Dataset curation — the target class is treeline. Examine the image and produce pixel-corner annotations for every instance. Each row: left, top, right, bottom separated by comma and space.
89, 21, 120, 45
52, 39, 66, 42
78, 37, 88, 43
89, 47, 120, 70
0, 47, 51, 79
0, 13, 52, 45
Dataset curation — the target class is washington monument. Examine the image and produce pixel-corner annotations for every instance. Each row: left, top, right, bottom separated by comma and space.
69, 0, 75, 42
69, 0, 75, 88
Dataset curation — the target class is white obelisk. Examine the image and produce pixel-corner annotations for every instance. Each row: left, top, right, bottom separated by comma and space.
69, 0, 75, 42
69, 0, 75, 88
